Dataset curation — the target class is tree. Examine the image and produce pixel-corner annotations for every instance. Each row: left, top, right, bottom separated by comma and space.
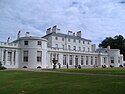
99, 35, 125, 60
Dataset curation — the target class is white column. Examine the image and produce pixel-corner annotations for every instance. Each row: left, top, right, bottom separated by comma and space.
88, 56, 91, 66
73, 55, 75, 66
78, 55, 81, 65
11, 51, 14, 65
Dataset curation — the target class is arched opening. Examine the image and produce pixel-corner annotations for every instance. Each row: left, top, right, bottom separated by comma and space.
23, 66, 27, 68
37, 66, 42, 68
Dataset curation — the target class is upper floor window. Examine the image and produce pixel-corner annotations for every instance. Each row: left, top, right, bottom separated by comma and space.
79, 40, 81, 43
73, 46, 76, 50
88, 42, 90, 45
83, 41, 85, 44
62, 45, 64, 49
62, 38, 64, 41
55, 37, 58, 40
74, 39, 76, 42
79, 46, 81, 51
55, 44, 58, 48
88, 48, 90, 52
68, 45, 70, 50
83, 47, 85, 51
68, 38, 70, 42
37, 41, 41, 45
24, 41, 28, 45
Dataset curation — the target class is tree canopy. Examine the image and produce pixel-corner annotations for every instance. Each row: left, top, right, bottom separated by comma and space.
99, 35, 125, 60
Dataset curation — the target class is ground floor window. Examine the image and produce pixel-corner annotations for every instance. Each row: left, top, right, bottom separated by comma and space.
81, 56, 84, 65
91, 56, 93, 65
118, 57, 120, 63
69, 55, 73, 65
63, 55, 66, 65
8, 52, 12, 61
37, 51, 42, 62
111, 57, 114, 63
75, 56, 78, 65
23, 51, 28, 62
104, 57, 106, 63
86, 56, 88, 65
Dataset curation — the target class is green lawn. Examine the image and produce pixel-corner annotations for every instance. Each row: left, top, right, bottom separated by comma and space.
0, 70, 125, 94
51, 68, 125, 75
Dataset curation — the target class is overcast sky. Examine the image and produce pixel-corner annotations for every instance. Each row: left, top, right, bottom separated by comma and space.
0, 0, 125, 46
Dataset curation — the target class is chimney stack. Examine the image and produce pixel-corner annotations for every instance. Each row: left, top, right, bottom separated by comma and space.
52, 25, 60, 33
26, 32, 30, 37
46, 28, 51, 34
17, 30, 21, 39
7, 37, 10, 43
68, 31, 73, 35
77, 31, 81, 37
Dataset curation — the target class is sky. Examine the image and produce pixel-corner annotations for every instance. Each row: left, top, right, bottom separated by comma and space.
0, 0, 125, 46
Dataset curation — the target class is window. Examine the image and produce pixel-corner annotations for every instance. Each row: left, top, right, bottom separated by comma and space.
79, 40, 81, 43
24, 41, 28, 45
111, 57, 114, 63
62, 38, 64, 41
13, 51, 16, 65
23, 51, 28, 62
69, 55, 73, 65
81, 56, 84, 65
75, 56, 78, 65
88, 48, 90, 52
104, 57, 106, 63
55, 44, 58, 48
68, 38, 70, 42
118, 57, 120, 63
95, 57, 97, 65
37, 51, 42, 62
86, 56, 88, 65
55, 37, 58, 40
8, 52, 12, 61
68, 45, 70, 50
79, 46, 81, 51
83, 41, 85, 44
83, 47, 85, 51
62, 45, 64, 49
73, 46, 76, 50
88, 42, 90, 45
3, 50, 6, 62
37, 41, 41, 45
91, 56, 93, 65
73, 39, 76, 42
63, 55, 66, 65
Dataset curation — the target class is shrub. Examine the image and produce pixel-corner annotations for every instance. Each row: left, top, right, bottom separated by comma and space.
0, 61, 6, 70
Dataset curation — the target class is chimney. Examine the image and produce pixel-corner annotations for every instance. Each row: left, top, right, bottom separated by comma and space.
68, 31, 73, 35
26, 32, 30, 37
77, 31, 81, 37
7, 37, 10, 43
52, 25, 57, 33
17, 30, 21, 39
46, 28, 51, 34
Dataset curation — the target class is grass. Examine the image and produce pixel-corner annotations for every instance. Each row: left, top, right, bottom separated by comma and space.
0, 69, 125, 94
50, 68, 125, 75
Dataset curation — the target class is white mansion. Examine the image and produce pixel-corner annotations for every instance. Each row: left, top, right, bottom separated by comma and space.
0, 26, 124, 68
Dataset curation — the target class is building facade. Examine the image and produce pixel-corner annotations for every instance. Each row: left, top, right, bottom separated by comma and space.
0, 26, 124, 68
